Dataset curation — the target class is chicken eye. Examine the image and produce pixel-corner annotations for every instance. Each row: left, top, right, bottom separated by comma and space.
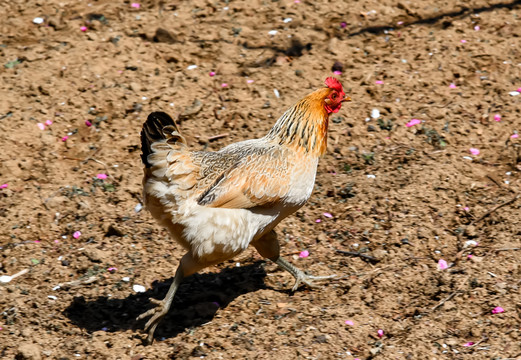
331, 93, 337, 100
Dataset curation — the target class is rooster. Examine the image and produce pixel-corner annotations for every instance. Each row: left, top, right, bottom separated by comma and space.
138, 77, 349, 343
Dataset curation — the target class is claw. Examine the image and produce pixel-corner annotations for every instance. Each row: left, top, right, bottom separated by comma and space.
291, 273, 336, 291
136, 298, 170, 344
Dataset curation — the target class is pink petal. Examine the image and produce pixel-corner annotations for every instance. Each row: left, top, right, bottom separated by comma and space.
299, 250, 309, 258
377, 329, 384, 338
492, 306, 504, 314
34, 240, 41, 243
469, 148, 480, 156
221, 83, 228, 87
333, 71, 342, 75
61, 136, 69, 142
463, 342, 475, 347
209, 71, 216, 77
494, 114, 501, 122
131, 2, 140, 8
315, 219, 322, 223
460, 39, 467, 43
323, 212, 333, 218
246, 79, 254, 84
467, 254, 473, 259
80, 26, 87, 32
375, 80, 384, 84
45, 120, 53, 126
85, 120, 92, 127
73, 231, 81, 239
511, 133, 519, 139
340, 22, 347, 28
517, 88, 521, 92
463, 207, 470, 211
474, 25, 480, 31
107, 267, 118, 272
449, 83, 457, 89
345, 320, 354, 326
96, 173, 108, 180
37, 123, 45, 130
0, 184, 8, 189
397, 21, 404, 25
406, 119, 421, 127
438, 259, 448, 270
54, 240, 59, 243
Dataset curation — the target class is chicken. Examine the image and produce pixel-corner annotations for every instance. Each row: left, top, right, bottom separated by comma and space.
138, 77, 350, 343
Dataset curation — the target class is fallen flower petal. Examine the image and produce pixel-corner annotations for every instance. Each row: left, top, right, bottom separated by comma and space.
315, 219, 322, 223
61, 136, 69, 142
438, 259, 448, 270
73, 231, 81, 239
45, 120, 53, 126
37, 123, 45, 130
299, 250, 309, 258
85, 120, 92, 127
345, 320, 354, 326
340, 22, 347, 28
406, 119, 421, 127
494, 114, 501, 122
469, 148, 480, 155
323, 212, 333, 218
131, 2, 140, 8
460, 39, 467, 43
209, 71, 216, 77
511, 133, 519, 139
375, 80, 384, 84
449, 83, 457, 89
492, 306, 504, 314
333, 70, 342, 75
0, 184, 8, 189
80, 26, 87, 32
221, 83, 228, 87
107, 267, 118, 272
377, 329, 384, 338
96, 173, 108, 180
463, 342, 474, 347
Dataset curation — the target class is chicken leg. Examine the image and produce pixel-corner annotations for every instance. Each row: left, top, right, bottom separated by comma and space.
253, 230, 336, 291
137, 251, 211, 344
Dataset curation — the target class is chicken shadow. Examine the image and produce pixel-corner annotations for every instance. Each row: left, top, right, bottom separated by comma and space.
64, 261, 268, 341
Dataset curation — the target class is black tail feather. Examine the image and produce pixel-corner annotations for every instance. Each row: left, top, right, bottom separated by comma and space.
141, 112, 177, 168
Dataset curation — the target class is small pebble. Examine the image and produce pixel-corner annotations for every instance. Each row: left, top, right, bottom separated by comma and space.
33, 17, 44, 24
122, 277, 130, 282
133, 284, 146, 293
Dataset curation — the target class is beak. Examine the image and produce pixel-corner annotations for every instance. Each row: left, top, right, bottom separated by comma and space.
341, 96, 351, 102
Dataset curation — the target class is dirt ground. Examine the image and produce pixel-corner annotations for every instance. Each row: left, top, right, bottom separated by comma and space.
1, 0, 521, 359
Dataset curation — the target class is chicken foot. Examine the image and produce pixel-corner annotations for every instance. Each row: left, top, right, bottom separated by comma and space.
136, 263, 184, 345
273, 256, 336, 291
253, 230, 335, 291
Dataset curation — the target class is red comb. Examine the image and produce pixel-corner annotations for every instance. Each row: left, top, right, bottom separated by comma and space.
325, 77, 343, 92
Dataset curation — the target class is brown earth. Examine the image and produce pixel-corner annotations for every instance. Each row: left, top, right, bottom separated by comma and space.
1, 0, 521, 359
